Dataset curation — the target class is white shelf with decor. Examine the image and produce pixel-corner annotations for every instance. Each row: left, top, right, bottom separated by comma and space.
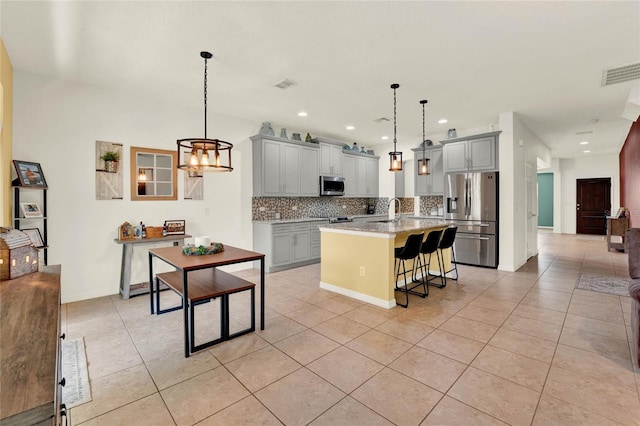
13, 186, 48, 266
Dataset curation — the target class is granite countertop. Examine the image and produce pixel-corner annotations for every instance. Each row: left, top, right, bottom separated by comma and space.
253, 214, 388, 224
319, 218, 446, 235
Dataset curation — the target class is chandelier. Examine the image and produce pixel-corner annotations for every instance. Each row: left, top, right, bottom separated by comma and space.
177, 51, 233, 172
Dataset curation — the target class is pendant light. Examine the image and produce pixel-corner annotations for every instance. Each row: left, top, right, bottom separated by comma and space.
177, 51, 233, 172
388, 83, 403, 172
417, 99, 430, 176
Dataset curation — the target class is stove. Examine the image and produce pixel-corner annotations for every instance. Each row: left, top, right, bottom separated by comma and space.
329, 216, 353, 223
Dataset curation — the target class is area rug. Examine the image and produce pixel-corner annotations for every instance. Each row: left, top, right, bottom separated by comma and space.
575, 273, 630, 297
62, 337, 92, 408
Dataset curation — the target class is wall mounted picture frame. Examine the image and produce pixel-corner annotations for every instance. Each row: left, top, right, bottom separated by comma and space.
20, 203, 42, 218
13, 160, 48, 188
21, 228, 45, 248
164, 220, 186, 235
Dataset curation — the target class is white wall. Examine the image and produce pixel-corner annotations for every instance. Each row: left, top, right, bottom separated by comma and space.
498, 112, 551, 271
538, 158, 563, 234
13, 71, 259, 303
558, 155, 620, 234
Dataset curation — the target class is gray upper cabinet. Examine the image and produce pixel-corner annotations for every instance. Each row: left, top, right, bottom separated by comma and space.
366, 157, 379, 197
441, 131, 500, 173
319, 142, 343, 176
413, 146, 443, 196
343, 152, 379, 197
356, 156, 379, 197
252, 135, 320, 197
300, 146, 319, 196
342, 154, 357, 197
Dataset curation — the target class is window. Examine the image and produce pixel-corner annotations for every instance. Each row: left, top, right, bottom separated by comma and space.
130, 147, 177, 200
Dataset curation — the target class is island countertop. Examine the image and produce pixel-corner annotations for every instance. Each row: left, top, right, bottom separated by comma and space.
319, 217, 446, 236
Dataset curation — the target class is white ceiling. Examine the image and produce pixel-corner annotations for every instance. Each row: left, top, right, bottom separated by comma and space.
2, 1, 639, 159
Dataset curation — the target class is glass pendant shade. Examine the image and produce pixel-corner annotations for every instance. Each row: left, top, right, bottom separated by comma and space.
417, 99, 430, 176
418, 157, 430, 175
389, 151, 403, 171
388, 83, 402, 172
177, 51, 233, 172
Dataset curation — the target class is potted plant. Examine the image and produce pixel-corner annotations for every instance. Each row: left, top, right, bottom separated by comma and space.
100, 151, 120, 173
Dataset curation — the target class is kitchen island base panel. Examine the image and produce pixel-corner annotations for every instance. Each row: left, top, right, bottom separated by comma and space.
319, 221, 451, 309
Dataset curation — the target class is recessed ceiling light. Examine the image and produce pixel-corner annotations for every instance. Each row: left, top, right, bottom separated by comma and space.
580, 141, 589, 145
583, 150, 591, 153
346, 125, 355, 130
381, 136, 389, 140
438, 119, 448, 124
297, 111, 308, 117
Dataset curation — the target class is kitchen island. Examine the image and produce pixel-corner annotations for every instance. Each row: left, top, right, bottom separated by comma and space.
319, 218, 449, 308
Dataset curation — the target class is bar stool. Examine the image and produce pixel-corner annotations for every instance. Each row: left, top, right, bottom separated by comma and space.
435, 226, 459, 288
414, 229, 444, 289
394, 232, 424, 308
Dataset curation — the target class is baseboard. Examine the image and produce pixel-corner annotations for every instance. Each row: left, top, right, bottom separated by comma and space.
319, 281, 396, 309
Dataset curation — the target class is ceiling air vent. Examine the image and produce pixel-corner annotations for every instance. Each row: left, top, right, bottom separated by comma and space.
374, 117, 390, 123
274, 78, 297, 89
602, 62, 640, 86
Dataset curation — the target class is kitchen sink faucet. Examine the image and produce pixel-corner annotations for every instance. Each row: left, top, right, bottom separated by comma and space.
390, 197, 401, 222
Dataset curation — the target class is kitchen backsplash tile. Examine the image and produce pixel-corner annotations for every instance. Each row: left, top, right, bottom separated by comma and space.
253, 197, 415, 221
420, 196, 444, 216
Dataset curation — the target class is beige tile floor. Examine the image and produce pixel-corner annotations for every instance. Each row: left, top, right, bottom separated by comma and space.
65, 231, 640, 425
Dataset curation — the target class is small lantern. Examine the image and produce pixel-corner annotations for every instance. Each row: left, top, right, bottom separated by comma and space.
0, 227, 39, 280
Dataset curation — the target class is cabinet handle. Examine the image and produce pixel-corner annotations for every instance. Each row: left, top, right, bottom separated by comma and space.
60, 333, 66, 340
59, 377, 66, 387
60, 403, 68, 426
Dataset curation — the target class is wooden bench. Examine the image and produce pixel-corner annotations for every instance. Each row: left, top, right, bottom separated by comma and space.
155, 268, 255, 352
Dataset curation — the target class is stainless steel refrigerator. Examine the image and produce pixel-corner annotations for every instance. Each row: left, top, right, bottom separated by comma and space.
444, 171, 499, 268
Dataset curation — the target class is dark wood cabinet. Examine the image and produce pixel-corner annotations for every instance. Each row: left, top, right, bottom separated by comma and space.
0, 266, 63, 425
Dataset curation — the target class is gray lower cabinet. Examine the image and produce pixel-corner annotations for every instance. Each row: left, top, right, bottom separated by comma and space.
441, 131, 500, 173
254, 220, 326, 272
251, 135, 319, 197
413, 146, 443, 196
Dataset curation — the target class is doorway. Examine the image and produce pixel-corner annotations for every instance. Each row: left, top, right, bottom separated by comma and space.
525, 161, 538, 259
576, 177, 611, 235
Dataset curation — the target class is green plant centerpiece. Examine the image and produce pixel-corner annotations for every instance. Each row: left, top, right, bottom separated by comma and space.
182, 242, 225, 256
100, 151, 120, 173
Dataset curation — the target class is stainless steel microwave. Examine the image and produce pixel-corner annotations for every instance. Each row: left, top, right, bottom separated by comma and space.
320, 175, 345, 196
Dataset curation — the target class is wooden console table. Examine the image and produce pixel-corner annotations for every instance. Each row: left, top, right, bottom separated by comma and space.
606, 217, 629, 252
148, 245, 265, 357
114, 234, 191, 299
1, 265, 64, 425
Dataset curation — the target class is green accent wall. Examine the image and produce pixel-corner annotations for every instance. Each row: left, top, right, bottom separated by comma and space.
538, 173, 553, 227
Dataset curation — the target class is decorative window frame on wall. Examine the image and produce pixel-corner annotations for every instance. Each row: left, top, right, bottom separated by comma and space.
184, 170, 204, 200
130, 146, 178, 201
95, 141, 123, 200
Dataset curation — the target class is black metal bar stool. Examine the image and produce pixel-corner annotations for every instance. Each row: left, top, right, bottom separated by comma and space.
435, 226, 459, 288
414, 229, 444, 289
394, 232, 424, 308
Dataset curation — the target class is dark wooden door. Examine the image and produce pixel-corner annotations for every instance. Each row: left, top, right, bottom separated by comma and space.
576, 178, 611, 235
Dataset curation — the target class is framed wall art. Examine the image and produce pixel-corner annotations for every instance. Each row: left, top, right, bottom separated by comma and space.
13, 160, 47, 188
164, 220, 185, 235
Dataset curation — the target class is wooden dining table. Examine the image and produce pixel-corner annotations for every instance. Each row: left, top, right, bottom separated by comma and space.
148, 245, 265, 357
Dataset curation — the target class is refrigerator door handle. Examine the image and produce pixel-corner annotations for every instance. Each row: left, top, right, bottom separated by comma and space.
456, 235, 491, 241
464, 175, 471, 216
